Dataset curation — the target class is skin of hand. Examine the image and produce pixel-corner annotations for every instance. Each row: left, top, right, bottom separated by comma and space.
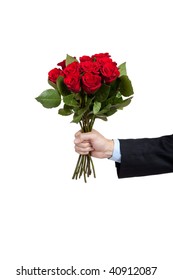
74, 129, 114, 159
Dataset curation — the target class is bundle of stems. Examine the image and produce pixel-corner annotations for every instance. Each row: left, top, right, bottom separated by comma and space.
72, 116, 96, 183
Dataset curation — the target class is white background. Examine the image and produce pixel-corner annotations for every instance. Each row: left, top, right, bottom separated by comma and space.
0, 0, 173, 279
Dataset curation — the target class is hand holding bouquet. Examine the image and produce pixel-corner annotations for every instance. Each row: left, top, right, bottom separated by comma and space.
36, 52, 134, 182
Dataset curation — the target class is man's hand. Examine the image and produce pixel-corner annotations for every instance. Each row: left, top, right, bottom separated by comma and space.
74, 129, 114, 159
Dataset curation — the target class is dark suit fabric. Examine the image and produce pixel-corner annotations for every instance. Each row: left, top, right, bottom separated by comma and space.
116, 134, 173, 178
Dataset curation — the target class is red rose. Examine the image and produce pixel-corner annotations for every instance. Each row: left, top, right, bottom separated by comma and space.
96, 56, 113, 66
48, 68, 64, 83
64, 74, 80, 93
100, 62, 120, 83
57, 59, 66, 70
81, 72, 101, 94
80, 61, 100, 74
64, 61, 80, 76
79, 55, 92, 62
91, 53, 111, 60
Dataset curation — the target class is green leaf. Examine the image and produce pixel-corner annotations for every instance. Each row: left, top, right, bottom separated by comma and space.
119, 75, 134, 97
35, 89, 61, 108
77, 101, 91, 115
118, 62, 127, 76
102, 95, 122, 108
115, 97, 133, 109
96, 104, 112, 115
116, 91, 122, 98
63, 93, 79, 107
95, 115, 108, 121
109, 79, 121, 97
48, 79, 57, 89
58, 108, 73, 116
105, 107, 117, 116
71, 97, 93, 123
64, 104, 74, 110
65, 54, 78, 66
77, 107, 88, 116
71, 113, 83, 124
95, 84, 110, 102
56, 76, 71, 96
108, 96, 123, 105
93, 101, 101, 115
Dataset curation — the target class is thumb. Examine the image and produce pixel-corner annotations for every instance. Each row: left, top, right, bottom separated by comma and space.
74, 131, 94, 144
74, 130, 83, 144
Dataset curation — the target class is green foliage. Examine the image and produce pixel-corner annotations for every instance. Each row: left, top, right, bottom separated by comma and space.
48, 79, 57, 89
58, 108, 73, 116
63, 93, 79, 107
35, 57, 134, 125
106, 107, 117, 116
119, 62, 127, 76
115, 97, 133, 109
93, 101, 101, 115
95, 84, 110, 102
71, 97, 93, 123
56, 76, 71, 96
65, 54, 78, 66
119, 75, 134, 97
35, 89, 61, 108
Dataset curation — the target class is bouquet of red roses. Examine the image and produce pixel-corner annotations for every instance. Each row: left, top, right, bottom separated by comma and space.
36, 53, 134, 182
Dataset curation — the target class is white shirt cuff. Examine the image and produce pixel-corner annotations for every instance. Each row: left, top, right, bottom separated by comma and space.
109, 139, 121, 162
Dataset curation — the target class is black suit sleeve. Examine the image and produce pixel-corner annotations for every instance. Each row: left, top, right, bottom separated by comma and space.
116, 134, 173, 178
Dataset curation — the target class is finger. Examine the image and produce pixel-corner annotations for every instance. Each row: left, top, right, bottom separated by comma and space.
75, 145, 94, 154
75, 141, 91, 148
74, 130, 82, 137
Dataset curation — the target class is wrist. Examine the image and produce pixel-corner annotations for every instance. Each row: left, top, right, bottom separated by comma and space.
106, 139, 114, 158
